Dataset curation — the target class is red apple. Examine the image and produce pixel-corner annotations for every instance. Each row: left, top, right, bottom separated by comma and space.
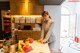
23, 45, 33, 52
29, 38, 34, 43
26, 38, 34, 43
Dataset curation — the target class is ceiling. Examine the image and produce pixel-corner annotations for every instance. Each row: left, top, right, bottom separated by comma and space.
0, 0, 65, 5
39, 0, 65, 5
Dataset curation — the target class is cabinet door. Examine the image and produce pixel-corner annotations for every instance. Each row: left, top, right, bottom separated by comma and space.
15, 31, 32, 40
32, 31, 41, 40
23, 31, 32, 39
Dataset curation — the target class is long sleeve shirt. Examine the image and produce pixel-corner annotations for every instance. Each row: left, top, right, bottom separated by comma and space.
41, 19, 55, 42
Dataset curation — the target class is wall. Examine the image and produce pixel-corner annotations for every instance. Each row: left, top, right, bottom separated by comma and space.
44, 5, 61, 50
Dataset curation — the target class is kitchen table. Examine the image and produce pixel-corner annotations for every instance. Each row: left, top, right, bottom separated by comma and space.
19, 40, 50, 53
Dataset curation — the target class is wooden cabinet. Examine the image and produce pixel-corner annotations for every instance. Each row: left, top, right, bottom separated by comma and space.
15, 30, 32, 40
32, 31, 41, 40
15, 30, 41, 40
12, 15, 42, 40
10, 0, 44, 15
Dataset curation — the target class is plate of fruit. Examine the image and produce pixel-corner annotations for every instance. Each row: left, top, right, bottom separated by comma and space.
18, 38, 34, 53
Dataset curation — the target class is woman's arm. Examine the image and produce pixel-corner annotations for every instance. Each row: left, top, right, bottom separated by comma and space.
38, 23, 44, 41
41, 24, 44, 39
43, 21, 54, 42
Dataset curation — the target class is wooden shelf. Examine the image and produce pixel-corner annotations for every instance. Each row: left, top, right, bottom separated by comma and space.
11, 15, 42, 40
3, 17, 11, 33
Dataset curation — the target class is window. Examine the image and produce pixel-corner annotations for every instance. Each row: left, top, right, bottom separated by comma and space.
60, 6, 76, 53
61, 6, 71, 37
61, 6, 76, 38
61, 6, 70, 15
60, 1, 79, 53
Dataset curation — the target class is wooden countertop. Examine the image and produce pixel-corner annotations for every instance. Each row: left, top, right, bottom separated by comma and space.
19, 40, 50, 53
3, 40, 50, 53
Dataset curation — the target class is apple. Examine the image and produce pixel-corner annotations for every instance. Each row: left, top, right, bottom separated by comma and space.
29, 38, 33, 43
27, 38, 34, 43
23, 45, 33, 52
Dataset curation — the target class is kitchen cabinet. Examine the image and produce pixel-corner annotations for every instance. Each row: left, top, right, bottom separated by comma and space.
10, 0, 44, 15
32, 31, 41, 40
11, 15, 42, 40
15, 30, 32, 40
14, 30, 41, 40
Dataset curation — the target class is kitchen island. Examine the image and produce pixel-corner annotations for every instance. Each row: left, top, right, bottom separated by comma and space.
18, 40, 50, 53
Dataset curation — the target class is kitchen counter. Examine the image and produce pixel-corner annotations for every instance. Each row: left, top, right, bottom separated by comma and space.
3, 40, 50, 53
19, 40, 50, 53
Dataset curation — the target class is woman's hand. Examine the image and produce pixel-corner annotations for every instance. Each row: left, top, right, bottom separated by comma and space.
38, 38, 43, 42
41, 39, 47, 44
38, 39, 47, 44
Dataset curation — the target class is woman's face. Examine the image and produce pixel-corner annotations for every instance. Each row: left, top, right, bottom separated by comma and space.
43, 14, 49, 20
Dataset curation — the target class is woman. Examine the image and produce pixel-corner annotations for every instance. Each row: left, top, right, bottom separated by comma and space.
38, 11, 56, 53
